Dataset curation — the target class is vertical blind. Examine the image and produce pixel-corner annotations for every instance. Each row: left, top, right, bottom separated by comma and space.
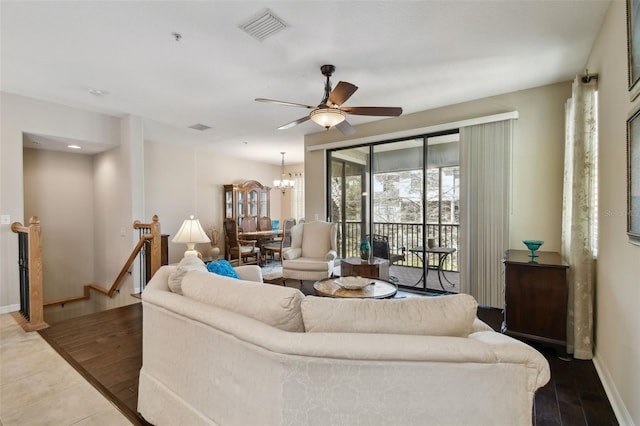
291, 173, 305, 222
460, 120, 512, 308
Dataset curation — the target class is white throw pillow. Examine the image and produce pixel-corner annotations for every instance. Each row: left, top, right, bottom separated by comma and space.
301, 294, 478, 337
167, 255, 207, 295
182, 270, 306, 332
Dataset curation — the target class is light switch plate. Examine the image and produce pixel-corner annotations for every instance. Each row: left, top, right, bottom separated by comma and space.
1, 215, 10, 225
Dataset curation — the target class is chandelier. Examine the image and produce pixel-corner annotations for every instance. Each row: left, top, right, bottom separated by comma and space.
273, 151, 295, 195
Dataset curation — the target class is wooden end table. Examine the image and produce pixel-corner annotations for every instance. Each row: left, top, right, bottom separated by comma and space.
313, 277, 397, 299
340, 257, 389, 280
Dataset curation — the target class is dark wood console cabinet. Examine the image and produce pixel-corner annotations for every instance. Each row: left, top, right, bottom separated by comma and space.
502, 250, 569, 352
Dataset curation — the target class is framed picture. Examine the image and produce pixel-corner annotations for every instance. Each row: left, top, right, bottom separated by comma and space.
628, 0, 640, 100
628, 107, 640, 244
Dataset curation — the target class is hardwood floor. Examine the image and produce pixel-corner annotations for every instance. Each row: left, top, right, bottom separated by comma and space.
38, 302, 618, 426
39, 303, 149, 426
476, 307, 618, 426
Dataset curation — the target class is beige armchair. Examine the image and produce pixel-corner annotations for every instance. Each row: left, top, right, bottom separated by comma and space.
282, 221, 338, 284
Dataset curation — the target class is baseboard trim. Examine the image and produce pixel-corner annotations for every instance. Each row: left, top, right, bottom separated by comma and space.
593, 350, 635, 426
0, 304, 19, 314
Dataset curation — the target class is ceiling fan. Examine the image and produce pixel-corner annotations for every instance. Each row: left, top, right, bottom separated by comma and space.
255, 64, 403, 136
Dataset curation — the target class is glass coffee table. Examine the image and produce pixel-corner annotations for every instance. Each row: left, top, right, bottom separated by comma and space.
313, 277, 398, 299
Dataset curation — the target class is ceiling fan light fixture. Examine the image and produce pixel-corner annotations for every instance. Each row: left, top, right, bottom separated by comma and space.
310, 108, 345, 129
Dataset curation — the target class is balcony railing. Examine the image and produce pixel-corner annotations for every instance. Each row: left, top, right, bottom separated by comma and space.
339, 221, 459, 272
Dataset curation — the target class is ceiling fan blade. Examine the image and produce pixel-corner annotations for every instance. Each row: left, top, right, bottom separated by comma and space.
335, 120, 356, 136
278, 115, 311, 130
328, 81, 358, 106
341, 106, 403, 117
255, 98, 315, 109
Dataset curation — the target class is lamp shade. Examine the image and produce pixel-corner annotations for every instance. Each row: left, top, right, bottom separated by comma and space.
310, 108, 346, 128
172, 215, 210, 254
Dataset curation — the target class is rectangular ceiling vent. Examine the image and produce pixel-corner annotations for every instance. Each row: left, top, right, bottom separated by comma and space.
239, 9, 288, 42
189, 123, 211, 131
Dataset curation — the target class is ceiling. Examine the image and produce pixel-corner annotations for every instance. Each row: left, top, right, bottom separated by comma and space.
1, 1, 611, 164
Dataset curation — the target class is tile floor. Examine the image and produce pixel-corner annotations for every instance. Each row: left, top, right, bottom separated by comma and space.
0, 313, 131, 426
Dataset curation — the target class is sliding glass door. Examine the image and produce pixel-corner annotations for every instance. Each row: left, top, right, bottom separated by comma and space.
328, 131, 459, 294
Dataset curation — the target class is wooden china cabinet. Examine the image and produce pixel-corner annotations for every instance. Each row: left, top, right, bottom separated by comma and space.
223, 180, 270, 227
502, 249, 569, 356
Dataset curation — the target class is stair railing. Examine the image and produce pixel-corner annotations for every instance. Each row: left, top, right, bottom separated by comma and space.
11, 216, 48, 331
43, 215, 163, 307
9, 215, 162, 318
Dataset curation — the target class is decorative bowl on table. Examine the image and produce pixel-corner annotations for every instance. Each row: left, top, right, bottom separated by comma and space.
522, 240, 544, 258
336, 276, 373, 290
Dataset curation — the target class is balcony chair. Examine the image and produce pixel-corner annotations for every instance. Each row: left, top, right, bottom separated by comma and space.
282, 221, 338, 285
368, 234, 406, 283
263, 218, 295, 262
223, 219, 260, 265
368, 234, 406, 265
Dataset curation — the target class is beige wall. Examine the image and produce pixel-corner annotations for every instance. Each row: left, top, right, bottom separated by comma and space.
23, 148, 95, 302
305, 82, 571, 252
586, 1, 639, 424
0, 92, 121, 313
144, 141, 283, 264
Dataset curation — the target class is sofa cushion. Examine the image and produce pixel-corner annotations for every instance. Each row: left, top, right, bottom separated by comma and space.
207, 259, 240, 279
301, 294, 478, 337
168, 255, 208, 295
182, 270, 305, 332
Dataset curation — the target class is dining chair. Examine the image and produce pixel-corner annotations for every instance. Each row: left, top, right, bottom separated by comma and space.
223, 219, 260, 265
263, 218, 295, 262
240, 216, 257, 233
258, 216, 272, 232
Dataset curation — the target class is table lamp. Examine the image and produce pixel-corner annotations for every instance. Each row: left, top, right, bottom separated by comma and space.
172, 215, 210, 257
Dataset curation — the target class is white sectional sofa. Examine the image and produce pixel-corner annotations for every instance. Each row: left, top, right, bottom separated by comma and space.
138, 264, 550, 426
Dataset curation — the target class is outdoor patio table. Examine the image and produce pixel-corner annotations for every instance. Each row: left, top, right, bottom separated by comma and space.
408, 246, 456, 291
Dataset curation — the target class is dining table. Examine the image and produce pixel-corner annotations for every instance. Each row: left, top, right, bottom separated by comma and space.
238, 229, 283, 264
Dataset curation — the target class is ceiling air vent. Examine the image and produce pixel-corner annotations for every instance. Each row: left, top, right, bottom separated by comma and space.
189, 123, 211, 131
239, 9, 288, 41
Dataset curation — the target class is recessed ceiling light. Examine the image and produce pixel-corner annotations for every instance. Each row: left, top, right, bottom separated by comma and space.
88, 88, 108, 96
67, 145, 81, 150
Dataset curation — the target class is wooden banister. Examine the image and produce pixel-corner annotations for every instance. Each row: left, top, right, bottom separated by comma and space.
11, 216, 48, 331
133, 214, 162, 278
42, 215, 163, 308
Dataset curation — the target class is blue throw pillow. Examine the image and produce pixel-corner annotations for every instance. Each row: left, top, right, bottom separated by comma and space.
206, 259, 240, 279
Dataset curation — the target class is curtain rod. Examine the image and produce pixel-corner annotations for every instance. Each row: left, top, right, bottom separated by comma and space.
582, 69, 598, 83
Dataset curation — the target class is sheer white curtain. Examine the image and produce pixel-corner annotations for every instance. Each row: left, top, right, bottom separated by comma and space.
562, 75, 598, 360
460, 120, 513, 308
291, 173, 305, 222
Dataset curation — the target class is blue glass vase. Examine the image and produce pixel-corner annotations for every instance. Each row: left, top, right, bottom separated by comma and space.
359, 240, 371, 261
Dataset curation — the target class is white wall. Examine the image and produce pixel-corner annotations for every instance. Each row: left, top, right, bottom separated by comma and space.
144, 141, 282, 264
0, 92, 121, 312
23, 148, 95, 302
586, 1, 639, 424
305, 81, 571, 252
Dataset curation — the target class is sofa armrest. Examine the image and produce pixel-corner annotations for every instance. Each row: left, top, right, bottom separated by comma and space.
468, 331, 551, 390
234, 265, 263, 283
472, 318, 494, 333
